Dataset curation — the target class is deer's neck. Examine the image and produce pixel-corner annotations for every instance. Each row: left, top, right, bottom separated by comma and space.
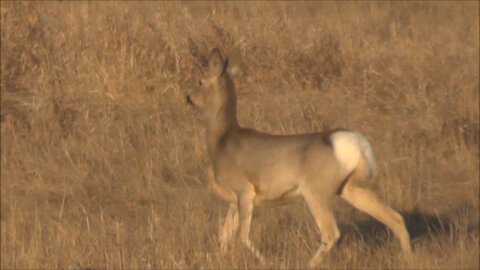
205, 98, 239, 160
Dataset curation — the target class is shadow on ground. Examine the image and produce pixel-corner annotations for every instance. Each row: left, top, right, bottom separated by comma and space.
338, 207, 479, 248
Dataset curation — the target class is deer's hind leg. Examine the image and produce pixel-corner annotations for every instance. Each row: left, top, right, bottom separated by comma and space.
302, 190, 340, 268
340, 179, 412, 255
336, 154, 412, 255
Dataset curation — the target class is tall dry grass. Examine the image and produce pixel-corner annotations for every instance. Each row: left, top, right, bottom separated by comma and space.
1, 2, 479, 269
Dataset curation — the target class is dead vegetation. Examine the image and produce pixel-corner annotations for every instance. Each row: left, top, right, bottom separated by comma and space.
1, 2, 478, 269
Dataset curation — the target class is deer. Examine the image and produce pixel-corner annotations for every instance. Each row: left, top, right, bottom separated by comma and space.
185, 47, 412, 267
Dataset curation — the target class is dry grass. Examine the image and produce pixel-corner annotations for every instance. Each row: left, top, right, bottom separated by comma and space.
1, 2, 479, 269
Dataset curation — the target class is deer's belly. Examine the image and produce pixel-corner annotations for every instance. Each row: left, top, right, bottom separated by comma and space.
254, 185, 301, 207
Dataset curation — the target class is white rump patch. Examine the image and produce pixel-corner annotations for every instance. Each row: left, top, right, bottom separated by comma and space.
330, 131, 362, 174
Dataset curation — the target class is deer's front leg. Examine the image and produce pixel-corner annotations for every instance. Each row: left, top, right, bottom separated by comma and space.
219, 203, 239, 254
237, 192, 266, 264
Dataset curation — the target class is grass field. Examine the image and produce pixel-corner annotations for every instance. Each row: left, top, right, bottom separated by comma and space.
1, 2, 479, 269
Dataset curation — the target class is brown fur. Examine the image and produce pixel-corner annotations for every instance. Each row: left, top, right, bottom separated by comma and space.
187, 48, 412, 267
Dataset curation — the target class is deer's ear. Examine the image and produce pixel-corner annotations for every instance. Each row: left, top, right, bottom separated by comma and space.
208, 48, 225, 77
188, 37, 208, 72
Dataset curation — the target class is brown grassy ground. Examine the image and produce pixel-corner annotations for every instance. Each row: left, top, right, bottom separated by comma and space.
1, 2, 479, 269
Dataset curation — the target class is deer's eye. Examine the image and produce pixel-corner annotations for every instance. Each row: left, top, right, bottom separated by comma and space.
198, 80, 203, 87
